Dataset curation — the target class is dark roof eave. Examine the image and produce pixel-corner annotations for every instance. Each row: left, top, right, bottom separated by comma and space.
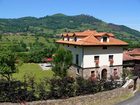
123, 59, 140, 61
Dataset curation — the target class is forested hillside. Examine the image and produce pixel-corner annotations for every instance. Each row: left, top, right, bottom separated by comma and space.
0, 13, 140, 47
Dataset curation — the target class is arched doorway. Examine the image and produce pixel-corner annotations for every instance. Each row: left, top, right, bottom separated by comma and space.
101, 69, 107, 80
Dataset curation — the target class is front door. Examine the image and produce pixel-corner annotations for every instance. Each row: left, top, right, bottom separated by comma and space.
101, 69, 107, 80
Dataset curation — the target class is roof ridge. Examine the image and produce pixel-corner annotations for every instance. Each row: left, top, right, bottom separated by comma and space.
79, 34, 100, 43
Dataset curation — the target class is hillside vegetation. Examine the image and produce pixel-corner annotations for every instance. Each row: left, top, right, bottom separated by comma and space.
0, 13, 140, 47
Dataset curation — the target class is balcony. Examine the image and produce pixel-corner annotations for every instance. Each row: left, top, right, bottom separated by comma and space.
109, 59, 114, 66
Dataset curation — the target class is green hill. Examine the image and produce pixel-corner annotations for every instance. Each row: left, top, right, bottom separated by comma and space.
0, 13, 140, 46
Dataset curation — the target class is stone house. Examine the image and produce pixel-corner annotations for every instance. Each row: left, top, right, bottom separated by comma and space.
56, 30, 128, 80
123, 48, 140, 77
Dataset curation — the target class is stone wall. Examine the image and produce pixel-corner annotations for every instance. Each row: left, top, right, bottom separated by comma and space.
1, 80, 135, 105
30, 88, 132, 105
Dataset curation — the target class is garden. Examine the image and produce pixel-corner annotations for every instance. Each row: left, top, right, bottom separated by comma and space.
0, 47, 124, 103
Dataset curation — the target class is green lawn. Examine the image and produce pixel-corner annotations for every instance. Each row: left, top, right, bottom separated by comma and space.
13, 63, 54, 82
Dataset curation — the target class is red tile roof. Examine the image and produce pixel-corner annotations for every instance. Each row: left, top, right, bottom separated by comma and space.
62, 30, 114, 37
129, 48, 140, 55
94, 32, 114, 37
57, 30, 128, 46
62, 30, 97, 37
123, 48, 140, 61
123, 51, 134, 61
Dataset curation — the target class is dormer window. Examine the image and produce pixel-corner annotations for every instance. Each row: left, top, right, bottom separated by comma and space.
61, 35, 64, 40
67, 36, 70, 41
74, 37, 77, 42
62, 37, 64, 40
103, 36, 107, 42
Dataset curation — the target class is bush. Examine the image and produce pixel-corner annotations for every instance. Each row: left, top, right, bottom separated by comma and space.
0, 75, 123, 102
49, 78, 62, 99
0, 80, 36, 102
49, 77, 76, 99
76, 77, 100, 95
60, 77, 76, 98
37, 78, 50, 100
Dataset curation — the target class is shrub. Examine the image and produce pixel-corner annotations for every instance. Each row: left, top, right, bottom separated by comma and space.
49, 77, 76, 99
49, 77, 62, 99
0, 80, 36, 102
60, 77, 76, 98
76, 77, 100, 95
37, 78, 50, 100
0, 75, 122, 102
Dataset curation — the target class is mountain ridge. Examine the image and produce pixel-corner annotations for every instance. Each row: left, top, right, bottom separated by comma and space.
0, 13, 140, 46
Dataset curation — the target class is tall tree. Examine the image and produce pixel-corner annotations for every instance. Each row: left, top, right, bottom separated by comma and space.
0, 51, 18, 81
52, 47, 73, 78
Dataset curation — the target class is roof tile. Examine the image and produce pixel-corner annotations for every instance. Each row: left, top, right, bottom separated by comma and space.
57, 30, 128, 46
123, 49, 140, 61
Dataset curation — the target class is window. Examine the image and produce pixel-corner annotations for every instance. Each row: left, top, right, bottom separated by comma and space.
62, 37, 64, 40
103, 46, 107, 49
91, 71, 95, 74
109, 55, 113, 60
114, 69, 117, 75
91, 71, 95, 77
103, 36, 107, 42
109, 55, 114, 66
67, 36, 70, 41
112, 69, 120, 80
94, 56, 99, 67
74, 37, 77, 42
94, 56, 99, 61
90, 71, 97, 81
76, 54, 79, 65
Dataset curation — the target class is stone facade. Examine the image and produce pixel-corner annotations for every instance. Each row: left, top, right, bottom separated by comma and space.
70, 65, 122, 80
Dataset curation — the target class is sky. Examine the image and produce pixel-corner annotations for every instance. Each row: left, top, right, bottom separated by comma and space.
0, 0, 140, 31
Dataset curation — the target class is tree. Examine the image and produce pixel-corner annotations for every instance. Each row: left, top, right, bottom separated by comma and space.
0, 51, 18, 81
52, 47, 73, 78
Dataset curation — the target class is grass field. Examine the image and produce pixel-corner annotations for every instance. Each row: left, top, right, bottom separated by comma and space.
13, 63, 54, 82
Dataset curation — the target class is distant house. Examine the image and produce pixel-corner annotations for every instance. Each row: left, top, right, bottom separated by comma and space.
56, 30, 128, 80
42, 57, 53, 63
123, 48, 140, 76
